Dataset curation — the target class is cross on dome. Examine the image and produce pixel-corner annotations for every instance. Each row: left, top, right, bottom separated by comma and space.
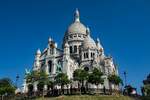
74, 8, 80, 22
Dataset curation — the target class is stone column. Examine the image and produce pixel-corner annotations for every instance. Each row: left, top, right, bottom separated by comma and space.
45, 60, 49, 75
52, 47, 56, 74
52, 60, 56, 74
44, 85, 48, 91
23, 83, 28, 93
102, 75, 109, 89
33, 82, 38, 92
88, 49, 90, 60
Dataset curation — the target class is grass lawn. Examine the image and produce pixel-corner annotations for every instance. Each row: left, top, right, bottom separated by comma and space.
36, 95, 138, 100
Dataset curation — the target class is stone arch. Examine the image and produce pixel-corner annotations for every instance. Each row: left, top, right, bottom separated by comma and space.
84, 67, 89, 71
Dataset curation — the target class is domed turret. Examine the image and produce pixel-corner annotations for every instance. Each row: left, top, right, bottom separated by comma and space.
48, 37, 52, 43
96, 38, 104, 53
64, 42, 69, 48
86, 26, 90, 35
36, 49, 41, 55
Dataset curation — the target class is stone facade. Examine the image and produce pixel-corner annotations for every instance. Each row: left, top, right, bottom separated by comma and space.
22, 9, 119, 93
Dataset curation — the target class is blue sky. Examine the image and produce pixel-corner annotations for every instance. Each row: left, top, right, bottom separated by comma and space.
0, 0, 150, 93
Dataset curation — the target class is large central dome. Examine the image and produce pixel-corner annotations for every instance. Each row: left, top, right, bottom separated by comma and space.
66, 9, 86, 35
67, 22, 86, 35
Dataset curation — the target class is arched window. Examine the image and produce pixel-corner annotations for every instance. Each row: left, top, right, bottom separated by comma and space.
84, 67, 89, 71
50, 49, 52, 54
84, 53, 86, 59
70, 46, 73, 53
74, 45, 77, 53
91, 52, 93, 58
74, 35, 77, 37
69, 35, 73, 39
48, 60, 52, 73
28, 84, 33, 92
86, 52, 88, 58
78, 34, 81, 38
93, 53, 95, 58
41, 61, 45, 67
83, 35, 86, 38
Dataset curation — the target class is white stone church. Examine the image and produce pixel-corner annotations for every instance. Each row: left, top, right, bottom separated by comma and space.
22, 9, 119, 93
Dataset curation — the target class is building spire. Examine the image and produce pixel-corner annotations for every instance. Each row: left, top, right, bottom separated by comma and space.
74, 8, 80, 22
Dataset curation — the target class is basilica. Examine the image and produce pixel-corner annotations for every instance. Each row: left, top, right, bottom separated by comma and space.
22, 9, 119, 93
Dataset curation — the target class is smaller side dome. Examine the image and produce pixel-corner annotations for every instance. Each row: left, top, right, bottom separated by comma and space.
82, 35, 96, 49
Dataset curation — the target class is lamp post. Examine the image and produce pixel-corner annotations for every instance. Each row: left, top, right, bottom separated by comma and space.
16, 74, 19, 88
123, 71, 127, 86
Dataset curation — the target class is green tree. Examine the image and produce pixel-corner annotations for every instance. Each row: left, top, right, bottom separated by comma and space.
143, 84, 150, 96
25, 70, 40, 83
29, 71, 51, 89
0, 78, 16, 96
55, 73, 70, 94
38, 71, 51, 97
26, 71, 53, 96
142, 74, 150, 96
73, 69, 88, 94
108, 74, 123, 94
26, 71, 50, 83
38, 71, 49, 85
88, 68, 104, 93
108, 74, 123, 86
